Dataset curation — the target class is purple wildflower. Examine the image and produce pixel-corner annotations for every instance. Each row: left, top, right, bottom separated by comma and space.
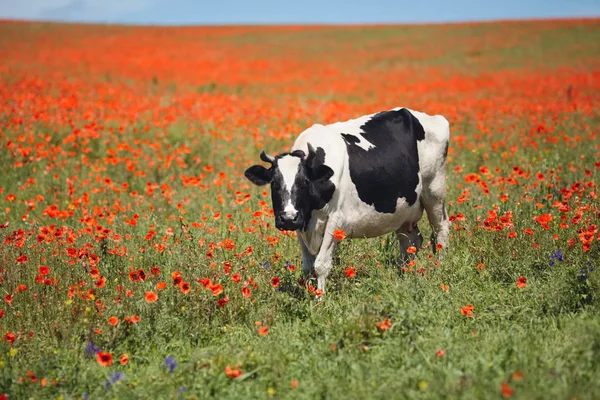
109, 372, 124, 384
164, 356, 177, 374
85, 343, 100, 359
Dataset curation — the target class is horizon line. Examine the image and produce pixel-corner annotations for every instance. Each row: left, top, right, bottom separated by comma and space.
1, 15, 599, 28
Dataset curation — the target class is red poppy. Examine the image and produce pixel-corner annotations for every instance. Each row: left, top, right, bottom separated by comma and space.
210, 283, 223, 296
95, 276, 106, 288
217, 296, 229, 308
96, 351, 113, 367
173, 276, 183, 287
4, 332, 15, 343
376, 319, 392, 331
270, 276, 280, 288
108, 316, 119, 326
464, 173, 480, 183
223, 262, 232, 275
517, 276, 527, 288
501, 383, 513, 398
241, 287, 251, 298
180, 282, 191, 294
344, 267, 355, 278
461, 304, 474, 317
333, 229, 346, 241
512, 370, 525, 381
145, 291, 158, 303
198, 277, 212, 288
221, 238, 235, 251
225, 365, 242, 378
258, 326, 269, 336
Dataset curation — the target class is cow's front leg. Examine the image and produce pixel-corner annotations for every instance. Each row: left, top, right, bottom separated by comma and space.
314, 230, 337, 296
396, 221, 423, 267
298, 235, 316, 279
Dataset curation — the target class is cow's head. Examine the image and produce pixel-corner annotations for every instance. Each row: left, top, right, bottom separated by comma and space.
244, 143, 334, 231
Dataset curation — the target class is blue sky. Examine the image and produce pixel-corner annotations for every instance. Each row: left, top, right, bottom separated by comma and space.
1, 0, 599, 25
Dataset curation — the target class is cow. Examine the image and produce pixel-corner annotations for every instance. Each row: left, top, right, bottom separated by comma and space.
244, 107, 450, 295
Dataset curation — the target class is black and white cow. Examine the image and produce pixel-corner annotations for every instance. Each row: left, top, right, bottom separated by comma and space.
245, 107, 450, 294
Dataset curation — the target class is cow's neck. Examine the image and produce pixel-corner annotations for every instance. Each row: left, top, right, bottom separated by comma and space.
299, 211, 328, 256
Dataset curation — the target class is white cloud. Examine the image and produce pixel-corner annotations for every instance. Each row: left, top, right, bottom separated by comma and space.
0, 0, 156, 21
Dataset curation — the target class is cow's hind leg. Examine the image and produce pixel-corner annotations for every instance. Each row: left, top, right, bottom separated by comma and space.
421, 173, 450, 254
396, 221, 423, 267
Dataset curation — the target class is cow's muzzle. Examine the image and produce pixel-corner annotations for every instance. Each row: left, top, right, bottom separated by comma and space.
275, 213, 303, 231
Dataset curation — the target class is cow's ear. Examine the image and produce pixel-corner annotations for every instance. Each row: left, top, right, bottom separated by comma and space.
244, 165, 272, 186
309, 169, 335, 209
305, 144, 333, 181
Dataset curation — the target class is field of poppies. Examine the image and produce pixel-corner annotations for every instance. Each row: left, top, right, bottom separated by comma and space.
1, 18, 599, 399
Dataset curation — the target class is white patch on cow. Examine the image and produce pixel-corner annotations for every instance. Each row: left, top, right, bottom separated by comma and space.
278, 155, 301, 191
329, 117, 376, 151
346, 134, 374, 151
283, 200, 298, 218
277, 155, 301, 217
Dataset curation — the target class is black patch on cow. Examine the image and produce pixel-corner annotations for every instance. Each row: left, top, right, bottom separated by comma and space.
342, 134, 360, 145
304, 146, 335, 211
342, 108, 424, 213
443, 141, 449, 160
268, 166, 288, 216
